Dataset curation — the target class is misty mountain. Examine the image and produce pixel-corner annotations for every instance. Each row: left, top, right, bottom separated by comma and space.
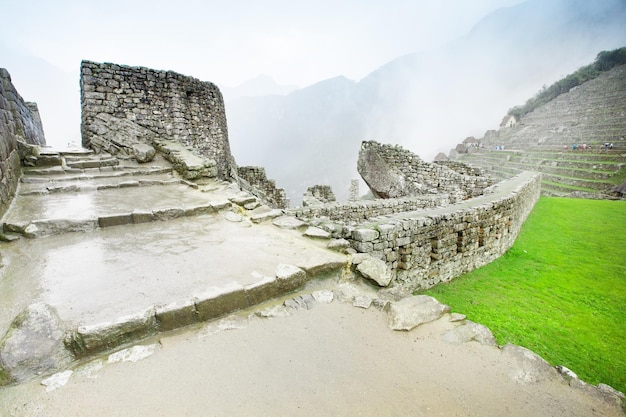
221, 75, 298, 100
226, 0, 626, 205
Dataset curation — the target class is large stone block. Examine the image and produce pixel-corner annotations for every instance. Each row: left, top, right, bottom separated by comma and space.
0, 303, 73, 385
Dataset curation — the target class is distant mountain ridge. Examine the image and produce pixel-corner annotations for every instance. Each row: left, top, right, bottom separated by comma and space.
227, 0, 626, 205
454, 63, 626, 197
222, 75, 298, 100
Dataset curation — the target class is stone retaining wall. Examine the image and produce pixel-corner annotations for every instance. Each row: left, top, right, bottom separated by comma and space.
80, 61, 236, 180
0, 69, 46, 218
348, 172, 541, 291
289, 194, 452, 222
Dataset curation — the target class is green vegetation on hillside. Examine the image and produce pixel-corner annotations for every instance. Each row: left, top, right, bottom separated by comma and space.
421, 197, 626, 393
508, 47, 626, 120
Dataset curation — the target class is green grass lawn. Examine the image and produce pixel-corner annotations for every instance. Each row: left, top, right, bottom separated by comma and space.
422, 197, 626, 393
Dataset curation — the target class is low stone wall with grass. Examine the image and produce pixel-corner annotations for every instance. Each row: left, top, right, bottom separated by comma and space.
348, 172, 542, 291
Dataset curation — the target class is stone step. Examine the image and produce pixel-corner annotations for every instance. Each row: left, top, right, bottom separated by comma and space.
0, 213, 346, 371
65, 158, 119, 169
2, 182, 237, 238
18, 173, 183, 196
21, 165, 174, 179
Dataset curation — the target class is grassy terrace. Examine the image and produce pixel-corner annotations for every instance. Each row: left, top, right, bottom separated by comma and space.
421, 197, 626, 393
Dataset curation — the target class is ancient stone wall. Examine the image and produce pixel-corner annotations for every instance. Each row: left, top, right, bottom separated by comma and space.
237, 166, 289, 209
289, 171, 540, 292
0, 69, 46, 218
434, 160, 489, 177
349, 172, 541, 292
302, 185, 336, 207
289, 194, 451, 222
80, 61, 235, 180
358, 141, 494, 201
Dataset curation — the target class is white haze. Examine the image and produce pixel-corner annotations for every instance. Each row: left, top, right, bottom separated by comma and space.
1, 0, 523, 147
1, 0, 625, 205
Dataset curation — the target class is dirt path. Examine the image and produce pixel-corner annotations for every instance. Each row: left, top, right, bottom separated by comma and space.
0, 293, 621, 417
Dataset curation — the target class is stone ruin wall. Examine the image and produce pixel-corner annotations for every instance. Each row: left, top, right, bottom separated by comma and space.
348, 172, 541, 291
434, 160, 489, 177
302, 185, 336, 207
80, 61, 236, 180
358, 141, 494, 201
0, 69, 46, 218
291, 171, 541, 292
237, 166, 290, 209
289, 193, 452, 222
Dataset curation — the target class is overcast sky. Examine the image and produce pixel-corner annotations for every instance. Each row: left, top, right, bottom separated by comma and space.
1, 0, 524, 88
1, 0, 525, 146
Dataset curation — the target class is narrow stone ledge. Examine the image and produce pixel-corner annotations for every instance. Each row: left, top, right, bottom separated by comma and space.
155, 299, 199, 332
66, 307, 158, 358
152, 207, 185, 221
131, 210, 155, 224
194, 283, 248, 322
98, 213, 132, 228
244, 273, 282, 306
25, 219, 99, 238
184, 204, 217, 217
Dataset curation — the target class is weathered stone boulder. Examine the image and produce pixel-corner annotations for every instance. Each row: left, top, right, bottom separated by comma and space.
132, 143, 156, 163
441, 320, 498, 346
357, 142, 408, 198
355, 255, 392, 287
386, 295, 450, 331
0, 303, 73, 385
501, 344, 560, 384
86, 113, 157, 156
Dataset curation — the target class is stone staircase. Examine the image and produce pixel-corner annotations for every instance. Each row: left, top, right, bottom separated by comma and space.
455, 64, 626, 198
3, 149, 236, 238
0, 146, 348, 385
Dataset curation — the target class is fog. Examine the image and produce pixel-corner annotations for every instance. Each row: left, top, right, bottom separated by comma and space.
1, 0, 625, 204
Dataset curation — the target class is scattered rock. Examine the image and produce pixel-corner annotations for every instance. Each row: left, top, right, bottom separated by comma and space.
312, 290, 334, 304
303, 226, 331, 239
107, 344, 160, 364
386, 295, 450, 331
327, 238, 350, 252
449, 313, 466, 322
353, 295, 373, 309
0, 303, 73, 385
244, 201, 260, 210
229, 194, 257, 207
132, 143, 156, 163
377, 286, 411, 302
284, 294, 315, 310
355, 255, 392, 287
41, 370, 73, 392
333, 283, 362, 303
272, 216, 307, 230
250, 206, 283, 223
441, 320, 498, 346
501, 344, 560, 385
556, 365, 578, 381
224, 211, 243, 222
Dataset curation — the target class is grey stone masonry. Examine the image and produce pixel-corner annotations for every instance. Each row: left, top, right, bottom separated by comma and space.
303, 185, 336, 207
358, 141, 494, 201
238, 166, 289, 209
80, 61, 236, 180
0, 68, 46, 218
349, 171, 541, 292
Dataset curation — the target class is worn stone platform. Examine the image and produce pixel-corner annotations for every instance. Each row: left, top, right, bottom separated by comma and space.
0, 150, 346, 381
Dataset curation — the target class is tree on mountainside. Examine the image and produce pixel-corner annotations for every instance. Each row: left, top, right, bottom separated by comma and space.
508, 47, 626, 120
